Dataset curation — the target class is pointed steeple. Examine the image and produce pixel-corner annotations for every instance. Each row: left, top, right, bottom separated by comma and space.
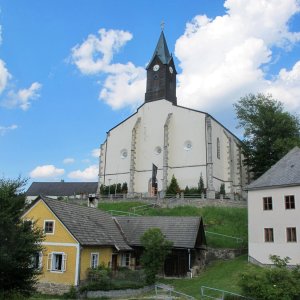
147, 31, 172, 69
144, 31, 177, 105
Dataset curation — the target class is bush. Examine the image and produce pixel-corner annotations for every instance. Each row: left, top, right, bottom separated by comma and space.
239, 255, 300, 300
63, 285, 77, 299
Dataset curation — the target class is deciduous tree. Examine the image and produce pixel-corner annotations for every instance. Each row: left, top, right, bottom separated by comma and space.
234, 93, 300, 179
140, 228, 172, 284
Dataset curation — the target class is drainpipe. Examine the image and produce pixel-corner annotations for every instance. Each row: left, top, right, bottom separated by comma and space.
188, 248, 192, 278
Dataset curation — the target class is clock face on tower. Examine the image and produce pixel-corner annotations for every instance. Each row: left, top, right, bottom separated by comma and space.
153, 64, 160, 71
169, 66, 173, 74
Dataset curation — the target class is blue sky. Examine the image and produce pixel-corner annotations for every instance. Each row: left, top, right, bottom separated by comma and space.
0, 0, 300, 186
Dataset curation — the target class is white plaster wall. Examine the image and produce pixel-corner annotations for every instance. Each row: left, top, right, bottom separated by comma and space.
101, 113, 138, 186
248, 186, 300, 265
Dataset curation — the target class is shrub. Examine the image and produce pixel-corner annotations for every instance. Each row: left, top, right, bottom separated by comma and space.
239, 255, 300, 300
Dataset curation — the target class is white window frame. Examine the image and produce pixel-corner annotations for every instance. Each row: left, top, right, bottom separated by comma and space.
47, 252, 67, 273
32, 251, 43, 270
121, 253, 130, 267
44, 220, 55, 235
90, 252, 99, 269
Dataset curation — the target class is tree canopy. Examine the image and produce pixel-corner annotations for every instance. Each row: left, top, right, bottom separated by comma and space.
0, 178, 44, 298
140, 228, 172, 284
234, 93, 300, 179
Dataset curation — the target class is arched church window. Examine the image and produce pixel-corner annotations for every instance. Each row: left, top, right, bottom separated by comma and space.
217, 138, 220, 159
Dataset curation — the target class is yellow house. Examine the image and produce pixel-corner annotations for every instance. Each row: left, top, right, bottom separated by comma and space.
23, 195, 206, 293
22, 196, 132, 290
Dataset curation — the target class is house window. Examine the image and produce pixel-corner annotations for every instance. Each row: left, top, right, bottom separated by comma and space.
47, 252, 67, 272
121, 253, 130, 267
287, 227, 297, 242
264, 228, 274, 242
90, 253, 99, 269
263, 197, 272, 210
44, 220, 55, 234
32, 252, 43, 270
217, 138, 220, 159
285, 195, 295, 209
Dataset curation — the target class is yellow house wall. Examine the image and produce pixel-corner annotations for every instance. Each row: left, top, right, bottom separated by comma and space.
24, 200, 78, 244
80, 247, 114, 281
23, 200, 79, 285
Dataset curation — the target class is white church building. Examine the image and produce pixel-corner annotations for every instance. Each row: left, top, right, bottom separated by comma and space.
98, 31, 248, 198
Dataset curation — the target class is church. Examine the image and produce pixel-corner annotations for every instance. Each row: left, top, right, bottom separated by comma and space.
98, 31, 248, 199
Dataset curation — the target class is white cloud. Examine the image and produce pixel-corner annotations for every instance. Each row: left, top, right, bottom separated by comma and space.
0, 124, 17, 136
68, 164, 98, 181
175, 0, 300, 113
0, 60, 11, 94
63, 158, 75, 164
2, 82, 42, 110
71, 28, 146, 109
91, 148, 100, 158
30, 165, 65, 179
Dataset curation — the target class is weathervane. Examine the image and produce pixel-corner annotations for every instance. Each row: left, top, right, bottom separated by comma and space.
161, 20, 165, 31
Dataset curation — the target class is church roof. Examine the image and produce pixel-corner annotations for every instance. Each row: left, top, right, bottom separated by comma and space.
26, 181, 98, 196
147, 31, 172, 68
246, 147, 300, 190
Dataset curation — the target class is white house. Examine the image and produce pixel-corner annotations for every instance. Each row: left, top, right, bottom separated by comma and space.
247, 147, 300, 266
98, 31, 248, 199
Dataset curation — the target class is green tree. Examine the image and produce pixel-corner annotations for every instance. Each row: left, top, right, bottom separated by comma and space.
239, 255, 300, 300
220, 183, 225, 196
140, 228, 173, 284
234, 93, 300, 179
0, 178, 44, 298
121, 182, 128, 194
198, 174, 205, 194
166, 175, 180, 195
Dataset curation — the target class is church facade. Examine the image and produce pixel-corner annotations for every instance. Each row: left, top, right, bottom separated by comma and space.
98, 32, 248, 198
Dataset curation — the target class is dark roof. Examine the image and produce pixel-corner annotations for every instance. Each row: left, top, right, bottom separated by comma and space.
246, 147, 300, 190
115, 216, 203, 249
147, 31, 172, 68
26, 182, 98, 196
38, 196, 131, 250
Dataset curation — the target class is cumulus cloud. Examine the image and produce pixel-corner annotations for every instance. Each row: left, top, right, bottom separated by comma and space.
63, 158, 75, 164
2, 82, 42, 110
68, 164, 98, 181
71, 28, 146, 109
91, 148, 100, 158
0, 60, 11, 94
175, 0, 300, 112
0, 124, 17, 136
30, 165, 65, 179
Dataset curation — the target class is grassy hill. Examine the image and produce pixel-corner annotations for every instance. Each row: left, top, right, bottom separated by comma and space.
98, 202, 248, 249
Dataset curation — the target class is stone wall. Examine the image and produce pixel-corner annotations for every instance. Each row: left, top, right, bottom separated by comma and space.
86, 285, 153, 299
35, 282, 70, 295
205, 247, 247, 264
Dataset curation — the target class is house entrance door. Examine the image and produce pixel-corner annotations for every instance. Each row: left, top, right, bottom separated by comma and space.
111, 254, 118, 271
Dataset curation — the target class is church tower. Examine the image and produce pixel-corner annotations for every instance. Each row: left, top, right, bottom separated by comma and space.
145, 31, 177, 105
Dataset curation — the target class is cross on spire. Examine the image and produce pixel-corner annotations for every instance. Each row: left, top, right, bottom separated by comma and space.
161, 20, 165, 31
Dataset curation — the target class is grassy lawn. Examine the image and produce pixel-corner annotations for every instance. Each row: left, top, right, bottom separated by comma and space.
159, 255, 260, 299
98, 202, 248, 248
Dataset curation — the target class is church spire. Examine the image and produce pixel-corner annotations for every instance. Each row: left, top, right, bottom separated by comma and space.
144, 30, 177, 105
147, 31, 172, 68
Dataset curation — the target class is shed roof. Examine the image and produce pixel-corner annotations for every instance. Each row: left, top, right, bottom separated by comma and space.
26, 182, 98, 196
246, 147, 300, 190
115, 216, 204, 249
39, 196, 131, 250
